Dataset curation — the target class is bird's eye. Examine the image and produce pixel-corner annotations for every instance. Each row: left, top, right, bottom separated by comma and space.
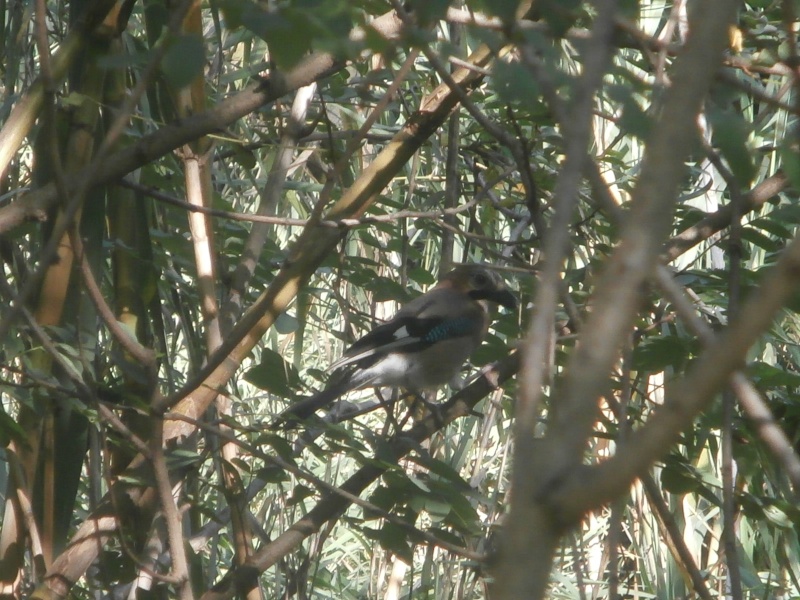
471, 272, 489, 288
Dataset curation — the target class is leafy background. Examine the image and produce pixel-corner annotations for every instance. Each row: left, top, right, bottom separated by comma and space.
0, 0, 799, 598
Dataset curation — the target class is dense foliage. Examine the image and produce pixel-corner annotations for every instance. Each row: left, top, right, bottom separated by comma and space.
1, 0, 799, 598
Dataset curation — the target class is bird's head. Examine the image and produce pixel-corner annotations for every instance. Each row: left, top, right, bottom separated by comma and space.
437, 264, 518, 310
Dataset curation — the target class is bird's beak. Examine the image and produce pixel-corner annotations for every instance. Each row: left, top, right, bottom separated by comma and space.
491, 288, 518, 310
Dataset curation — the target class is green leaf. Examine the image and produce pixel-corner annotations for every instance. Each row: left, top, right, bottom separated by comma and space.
230, 144, 256, 169
255, 465, 290, 484
261, 13, 312, 69
710, 109, 755, 187
442, 491, 480, 533
408, 454, 470, 489
749, 361, 800, 387
366, 276, 407, 303
407, 266, 435, 286
476, 0, 522, 23
768, 204, 800, 229
374, 522, 414, 563
779, 137, 800, 190
366, 485, 402, 516
219, 0, 319, 69
535, 0, 582, 37
748, 217, 793, 241
0, 408, 29, 447
411, 495, 451, 520
608, 84, 651, 140
287, 484, 314, 506
406, 473, 431, 493
217, 0, 245, 29
244, 348, 301, 397
763, 504, 793, 529
660, 456, 700, 494
253, 433, 296, 464
633, 335, 696, 371
406, 0, 451, 25
740, 226, 780, 252
493, 60, 539, 108
167, 449, 203, 470
619, 0, 640, 18
161, 33, 205, 89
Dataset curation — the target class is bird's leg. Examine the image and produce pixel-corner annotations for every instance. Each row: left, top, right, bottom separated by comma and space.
424, 390, 446, 427
402, 389, 445, 427
397, 390, 417, 429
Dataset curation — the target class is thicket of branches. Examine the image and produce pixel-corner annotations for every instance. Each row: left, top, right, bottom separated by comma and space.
1, 0, 800, 598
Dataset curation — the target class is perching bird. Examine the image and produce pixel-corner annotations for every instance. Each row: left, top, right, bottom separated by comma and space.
278, 264, 517, 424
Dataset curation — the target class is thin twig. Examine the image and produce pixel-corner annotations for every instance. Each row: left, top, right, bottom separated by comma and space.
119, 177, 480, 227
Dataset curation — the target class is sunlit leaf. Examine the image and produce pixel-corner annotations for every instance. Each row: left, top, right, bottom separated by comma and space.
244, 348, 301, 397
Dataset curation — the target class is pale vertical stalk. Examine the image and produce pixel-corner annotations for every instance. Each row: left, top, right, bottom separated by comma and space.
0, 35, 81, 180
383, 558, 407, 600
441, 8, 463, 272
150, 416, 193, 600
220, 82, 317, 335
185, 154, 221, 351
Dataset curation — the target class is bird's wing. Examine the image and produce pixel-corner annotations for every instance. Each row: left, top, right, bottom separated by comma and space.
330, 288, 485, 371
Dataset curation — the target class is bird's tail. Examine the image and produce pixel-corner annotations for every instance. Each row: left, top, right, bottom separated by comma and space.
272, 377, 354, 428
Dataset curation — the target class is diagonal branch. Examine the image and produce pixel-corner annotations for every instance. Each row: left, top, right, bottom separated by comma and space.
35, 33, 500, 599
556, 226, 800, 515
493, 0, 741, 598
0, 10, 405, 236
199, 353, 520, 600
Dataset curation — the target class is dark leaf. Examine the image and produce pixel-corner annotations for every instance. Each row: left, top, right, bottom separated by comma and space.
161, 34, 205, 89
633, 335, 697, 372
374, 522, 414, 563
287, 484, 314, 506
710, 108, 755, 187
244, 348, 301, 398
493, 61, 539, 108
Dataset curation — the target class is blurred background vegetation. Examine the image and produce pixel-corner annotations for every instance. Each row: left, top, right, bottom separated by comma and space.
0, 0, 799, 598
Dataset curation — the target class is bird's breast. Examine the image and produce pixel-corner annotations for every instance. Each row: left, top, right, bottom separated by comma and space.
364, 337, 478, 390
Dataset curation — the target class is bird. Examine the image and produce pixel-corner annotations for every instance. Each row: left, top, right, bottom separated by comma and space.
277, 264, 517, 424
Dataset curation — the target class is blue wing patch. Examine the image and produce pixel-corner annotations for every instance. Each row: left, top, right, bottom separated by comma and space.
421, 316, 478, 343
